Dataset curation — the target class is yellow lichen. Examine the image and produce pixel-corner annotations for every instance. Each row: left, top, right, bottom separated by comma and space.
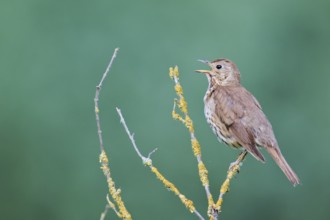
208, 195, 215, 208
150, 166, 196, 213
216, 156, 245, 209
184, 116, 194, 133
169, 67, 174, 79
191, 138, 201, 156
151, 166, 177, 192
169, 65, 247, 218
219, 164, 241, 195
100, 150, 109, 164
179, 194, 196, 213
207, 196, 216, 220
220, 179, 230, 194
175, 83, 183, 96
173, 66, 179, 78
169, 66, 179, 79
169, 65, 213, 217
179, 97, 188, 114
172, 110, 185, 123
99, 150, 132, 220
215, 197, 223, 209
198, 161, 209, 186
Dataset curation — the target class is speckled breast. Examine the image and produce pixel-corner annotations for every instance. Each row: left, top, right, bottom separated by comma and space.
204, 93, 241, 148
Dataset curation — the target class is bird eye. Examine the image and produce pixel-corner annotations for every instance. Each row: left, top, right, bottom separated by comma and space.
216, 65, 222, 70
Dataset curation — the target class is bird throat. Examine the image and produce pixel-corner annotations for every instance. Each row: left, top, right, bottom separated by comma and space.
204, 75, 218, 100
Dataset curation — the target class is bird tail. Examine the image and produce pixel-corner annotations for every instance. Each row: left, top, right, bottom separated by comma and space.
266, 147, 301, 186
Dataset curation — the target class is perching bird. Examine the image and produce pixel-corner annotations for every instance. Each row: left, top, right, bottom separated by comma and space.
196, 58, 300, 186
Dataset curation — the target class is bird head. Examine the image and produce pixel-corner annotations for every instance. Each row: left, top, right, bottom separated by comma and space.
196, 59, 241, 86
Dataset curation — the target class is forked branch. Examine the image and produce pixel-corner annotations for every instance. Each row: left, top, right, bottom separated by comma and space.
116, 108, 205, 220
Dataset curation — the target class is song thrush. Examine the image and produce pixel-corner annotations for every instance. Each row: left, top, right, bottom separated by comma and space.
196, 58, 300, 186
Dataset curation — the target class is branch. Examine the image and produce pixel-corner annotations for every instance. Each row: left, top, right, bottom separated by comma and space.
169, 66, 216, 219
214, 151, 248, 212
95, 47, 119, 153
94, 48, 132, 220
116, 107, 205, 220
116, 107, 150, 164
100, 204, 110, 220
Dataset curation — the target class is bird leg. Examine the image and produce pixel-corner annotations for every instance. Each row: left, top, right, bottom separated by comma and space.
229, 150, 248, 171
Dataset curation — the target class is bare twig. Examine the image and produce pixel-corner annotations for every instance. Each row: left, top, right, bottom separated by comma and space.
95, 47, 119, 153
100, 204, 110, 220
106, 194, 121, 217
94, 48, 132, 220
116, 107, 205, 220
116, 107, 149, 164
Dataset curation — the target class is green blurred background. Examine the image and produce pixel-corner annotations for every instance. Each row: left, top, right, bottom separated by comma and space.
1, 0, 330, 219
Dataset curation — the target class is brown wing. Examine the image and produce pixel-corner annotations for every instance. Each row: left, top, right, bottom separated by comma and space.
213, 87, 241, 126
214, 86, 265, 162
214, 86, 261, 125
229, 122, 265, 162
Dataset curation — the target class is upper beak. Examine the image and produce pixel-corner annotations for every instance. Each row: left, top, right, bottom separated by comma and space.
195, 59, 211, 74
197, 59, 210, 64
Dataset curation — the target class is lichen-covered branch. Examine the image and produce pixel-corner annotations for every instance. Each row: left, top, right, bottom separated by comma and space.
169, 66, 216, 219
214, 151, 247, 213
116, 108, 205, 220
94, 48, 132, 220
169, 66, 248, 219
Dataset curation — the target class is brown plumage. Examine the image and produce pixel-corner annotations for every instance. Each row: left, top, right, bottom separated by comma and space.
196, 58, 300, 186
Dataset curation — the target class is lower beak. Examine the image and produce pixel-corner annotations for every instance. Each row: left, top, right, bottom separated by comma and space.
195, 70, 210, 74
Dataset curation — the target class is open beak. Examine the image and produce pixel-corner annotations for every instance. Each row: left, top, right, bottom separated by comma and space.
195, 59, 211, 74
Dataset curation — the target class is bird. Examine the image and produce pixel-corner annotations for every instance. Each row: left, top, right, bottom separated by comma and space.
196, 58, 300, 186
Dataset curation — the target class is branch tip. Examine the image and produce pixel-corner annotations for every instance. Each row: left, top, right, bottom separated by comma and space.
148, 148, 158, 158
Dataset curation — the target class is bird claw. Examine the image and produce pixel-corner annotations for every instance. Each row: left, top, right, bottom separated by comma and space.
229, 161, 239, 171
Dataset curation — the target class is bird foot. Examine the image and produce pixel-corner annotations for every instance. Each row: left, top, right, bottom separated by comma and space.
229, 161, 240, 171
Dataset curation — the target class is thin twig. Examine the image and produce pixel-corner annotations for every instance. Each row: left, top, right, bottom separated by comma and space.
116, 107, 205, 220
94, 48, 132, 220
95, 47, 119, 152
116, 107, 147, 162
106, 194, 121, 217
100, 204, 110, 220
194, 210, 206, 220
